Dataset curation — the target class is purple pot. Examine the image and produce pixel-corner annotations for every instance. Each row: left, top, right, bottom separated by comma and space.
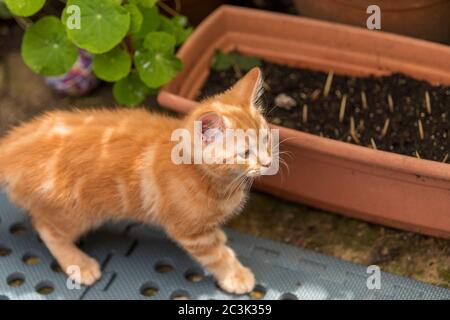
44, 49, 99, 96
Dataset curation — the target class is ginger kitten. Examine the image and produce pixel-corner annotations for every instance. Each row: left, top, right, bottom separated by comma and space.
0, 68, 273, 294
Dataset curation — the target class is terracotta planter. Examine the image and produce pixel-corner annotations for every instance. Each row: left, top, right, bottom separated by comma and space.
293, 0, 450, 44
157, 5, 450, 238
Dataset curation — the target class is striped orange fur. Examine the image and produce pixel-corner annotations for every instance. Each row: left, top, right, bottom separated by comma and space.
0, 68, 270, 294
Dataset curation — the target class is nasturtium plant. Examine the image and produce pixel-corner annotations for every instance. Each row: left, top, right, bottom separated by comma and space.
13, 0, 192, 106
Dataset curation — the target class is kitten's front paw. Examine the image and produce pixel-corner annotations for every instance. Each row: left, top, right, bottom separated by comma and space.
67, 257, 102, 286
218, 265, 255, 295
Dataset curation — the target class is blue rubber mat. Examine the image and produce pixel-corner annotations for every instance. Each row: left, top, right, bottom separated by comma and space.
0, 191, 449, 300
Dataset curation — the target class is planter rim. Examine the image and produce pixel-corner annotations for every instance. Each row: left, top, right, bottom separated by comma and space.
159, 5, 450, 182
186, 5, 450, 56
331, 0, 449, 11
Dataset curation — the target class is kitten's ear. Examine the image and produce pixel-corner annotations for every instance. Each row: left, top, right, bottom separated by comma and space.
228, 67, 263, 107
197, 112, 225, 144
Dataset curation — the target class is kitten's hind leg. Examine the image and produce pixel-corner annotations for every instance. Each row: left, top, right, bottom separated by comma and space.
33, 220, 102, 286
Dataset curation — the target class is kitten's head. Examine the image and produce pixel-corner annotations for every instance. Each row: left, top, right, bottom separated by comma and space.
185, 67, 274, 179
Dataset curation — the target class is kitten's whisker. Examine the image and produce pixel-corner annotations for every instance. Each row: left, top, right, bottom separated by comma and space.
228, 176, 248, 201
244, 178, 255, 193
278, 157, 290, 177
276, 150, 294, 159
223, 169, 250, 200
272, 137, 297, 151
265, 105, 278, 117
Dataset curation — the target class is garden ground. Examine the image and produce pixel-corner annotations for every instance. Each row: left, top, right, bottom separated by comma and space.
1, 22, 449, 288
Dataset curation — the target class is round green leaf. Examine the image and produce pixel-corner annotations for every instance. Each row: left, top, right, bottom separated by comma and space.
132, 5, 160, 47
92, 47, 131, 82
144, 31, 175, 55
135, 48, 182, 88
113, 73, 148, 106
5, 0, 45, 17
64, 0, 130, 54
123, 3, 143, 34
160, 15, 192, 45
21, 16, 78, 76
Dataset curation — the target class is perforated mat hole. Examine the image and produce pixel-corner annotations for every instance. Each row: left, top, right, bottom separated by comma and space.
0, 295, 9, 300
155, 260, 173, 273
140, 282, 159, 298
0, 245, 12, 257
249, 285, 266, 300
50, 260, 63, 273
9, 223, 27, 235
170, 290, 190, 300
280, 293, 298, 300
36, 281, 54, 295
22, 253, 41, 265
7, 273, 25, 288
184, 268, 204, 283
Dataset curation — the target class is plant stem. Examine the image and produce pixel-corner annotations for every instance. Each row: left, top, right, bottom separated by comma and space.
443, 153, 449, 163
350, 116, 360, 144
323, 71, 334, 97
361, 90, 368, 110
379, 118, 390, 139
310, 89, 321, 101
370, 138, 377, 150
425, 91, 432, 114
417, 119, 424, 140
387, 93, 394, 113
175, 0, 181, 12
158, 0, 179, 17
13, 16, 32, 30
302, 104, 308, 124
339, 94, 347, 123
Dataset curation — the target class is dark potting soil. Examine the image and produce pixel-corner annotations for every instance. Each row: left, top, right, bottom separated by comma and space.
198, 56, 449, 164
